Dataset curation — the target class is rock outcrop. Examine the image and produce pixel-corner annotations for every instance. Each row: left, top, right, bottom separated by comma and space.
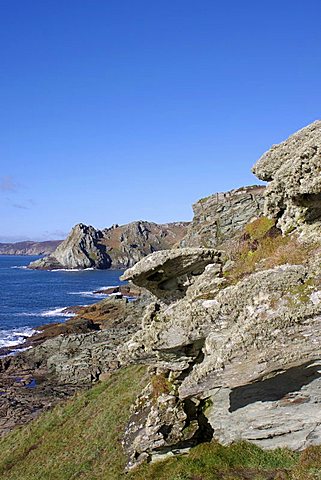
29, 223, 110, 270
181, 186, 265, 248
120, 246, 321, 466
0, 240, 61, 256
100, 221, 188, 269
115, 122, 321, 468
121, 248, 222, 303
253, 120, 321, 237
29, 221, 188, 270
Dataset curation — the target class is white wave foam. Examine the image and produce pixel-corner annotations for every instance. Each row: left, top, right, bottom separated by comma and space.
50, 268, 95, 272
0, 326, 37, 348
11, 266, 27, 270
68, 290, 109, 298
40, 307, 76, 317
18, 307, 76, 318
68, 285, 119, 298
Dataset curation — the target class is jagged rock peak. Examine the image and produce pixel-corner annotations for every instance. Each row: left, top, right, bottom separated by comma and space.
252, 120, 321, 236
29, 223, 110, 270
28, 220, 189, 270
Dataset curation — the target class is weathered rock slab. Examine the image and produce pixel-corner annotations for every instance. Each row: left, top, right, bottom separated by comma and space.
121, 248, 223, 302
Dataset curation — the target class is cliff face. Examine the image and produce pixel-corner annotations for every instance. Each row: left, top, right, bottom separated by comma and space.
29, 224, 110, 270
115, 121, 321, 467
101, 221, 188, 269
16, 121, 321, 470
29, 221, 188, 270
181, 185, 265, 248
0, 240, 61, 256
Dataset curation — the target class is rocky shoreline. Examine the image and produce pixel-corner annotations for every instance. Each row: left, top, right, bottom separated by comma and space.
1, 121, 321, 471
0, 284, 146, 436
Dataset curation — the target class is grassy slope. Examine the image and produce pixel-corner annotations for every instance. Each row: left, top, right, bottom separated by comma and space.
0, 366, 146, 480
0, 366, 320, 480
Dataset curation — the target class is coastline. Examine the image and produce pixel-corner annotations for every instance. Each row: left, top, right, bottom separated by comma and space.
0, 284, 144, 437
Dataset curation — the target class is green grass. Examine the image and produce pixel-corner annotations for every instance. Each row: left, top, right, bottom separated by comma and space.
131, 441, 300, 480
0, 366, 320, 480
0, 365, 147, 480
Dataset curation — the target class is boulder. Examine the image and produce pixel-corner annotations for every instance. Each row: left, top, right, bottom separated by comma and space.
253, 120, 321, 237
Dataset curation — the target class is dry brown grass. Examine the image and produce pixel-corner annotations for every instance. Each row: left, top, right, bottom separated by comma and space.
225, 218, 315, 284
150, 373, 172, 399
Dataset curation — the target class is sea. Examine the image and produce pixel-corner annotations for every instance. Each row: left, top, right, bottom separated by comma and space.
0, 255, 125, 353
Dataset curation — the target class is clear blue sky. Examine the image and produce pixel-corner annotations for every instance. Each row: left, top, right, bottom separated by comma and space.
1, 1, 321, 241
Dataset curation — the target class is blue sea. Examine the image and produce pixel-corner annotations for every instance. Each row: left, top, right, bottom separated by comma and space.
0, 255, 125, 351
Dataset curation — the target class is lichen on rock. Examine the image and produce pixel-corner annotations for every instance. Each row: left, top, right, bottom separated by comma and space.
252, 120, 321, 238
118, 122, 321, 465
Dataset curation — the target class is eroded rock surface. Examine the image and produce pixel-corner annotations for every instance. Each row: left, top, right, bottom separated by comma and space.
181, 186, 265, 248
0, 296, 147, 436
120, 243, 321, 465
253, 120, 321, 237
29, 223, 110, 270
121, 248, 223, 303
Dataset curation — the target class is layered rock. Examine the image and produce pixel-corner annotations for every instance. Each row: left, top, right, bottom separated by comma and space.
100, 221, 188, 269
121, 248, 222, 303
29, 224, 110, 270
0, 240, 61, 256
29, 221, 188, 270
181, 186, 265, 248
253, 120, 321, 237
119, 243, 321, 466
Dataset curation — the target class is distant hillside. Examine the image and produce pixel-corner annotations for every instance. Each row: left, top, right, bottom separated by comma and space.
0, 240, 62, 256
28, 221, 189, 270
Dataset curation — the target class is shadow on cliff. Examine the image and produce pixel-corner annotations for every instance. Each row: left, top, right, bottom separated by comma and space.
229, 360, 321, 412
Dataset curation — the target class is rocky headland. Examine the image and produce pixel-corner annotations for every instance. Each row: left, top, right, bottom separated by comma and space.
2, 121, 321, 477
28, 221, 188, 270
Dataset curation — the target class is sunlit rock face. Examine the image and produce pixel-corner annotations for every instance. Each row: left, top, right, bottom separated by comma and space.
181, 185, 265, 248
253, 120, 321, 238
119, 122, 321, 467
28, 221, 189, 270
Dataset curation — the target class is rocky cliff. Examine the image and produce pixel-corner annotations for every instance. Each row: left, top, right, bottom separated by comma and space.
115, 121, 321, 467
181, 185, 265, 248
100, 221, 188, 269
6, 121, 321, 472
0, 240, 61, 256
28, 221, 188, 270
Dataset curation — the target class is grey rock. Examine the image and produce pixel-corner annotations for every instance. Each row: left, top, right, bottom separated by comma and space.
121, 248, 223, 303
120, 245, 321, 463
252, 120, 321, 236
206, 360, 321, 451
181, 186, 265, 248
29, 223, 110, 270
28, 221, 189, 270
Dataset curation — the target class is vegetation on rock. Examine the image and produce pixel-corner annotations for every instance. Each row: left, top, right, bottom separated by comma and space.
0, 366, 320, 480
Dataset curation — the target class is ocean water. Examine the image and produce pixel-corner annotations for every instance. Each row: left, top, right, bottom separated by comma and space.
0, 255, 125, 350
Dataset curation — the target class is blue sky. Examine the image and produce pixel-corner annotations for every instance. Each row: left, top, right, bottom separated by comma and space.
1, 1, 321, 241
